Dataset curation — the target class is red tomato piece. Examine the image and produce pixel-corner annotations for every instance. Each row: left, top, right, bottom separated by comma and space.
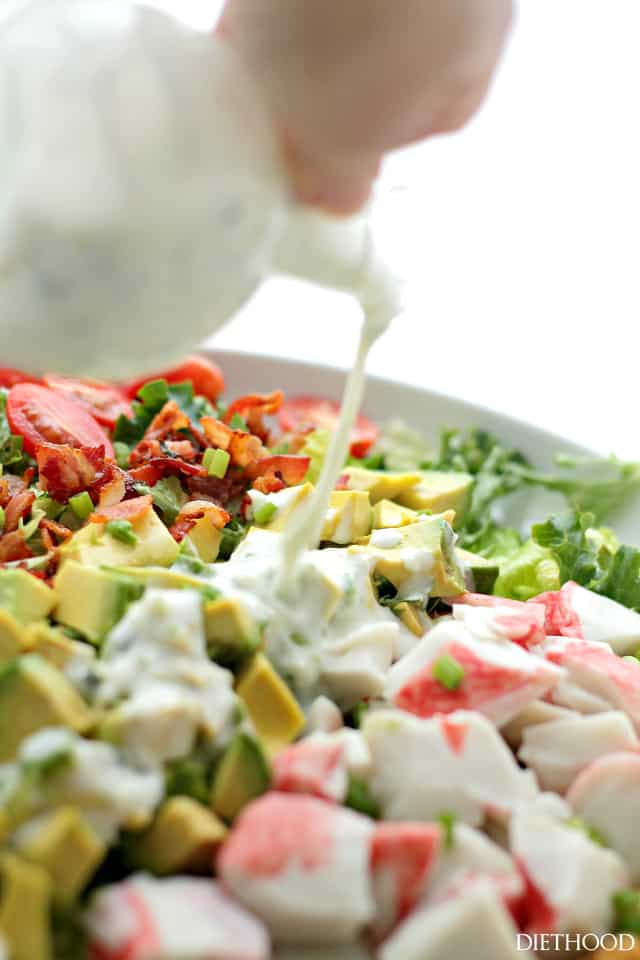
278, 395, 378, 458
7, 385, 114, 459
44, 375, 132, 430
0, 368, 41, 389
122, 355, 225, 404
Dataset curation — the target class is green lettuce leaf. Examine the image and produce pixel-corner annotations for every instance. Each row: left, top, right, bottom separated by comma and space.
113, 379, 214, 446
493, 539, 561, 600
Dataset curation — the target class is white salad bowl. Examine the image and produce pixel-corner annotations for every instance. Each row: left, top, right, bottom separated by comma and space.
206, 347, 640, 544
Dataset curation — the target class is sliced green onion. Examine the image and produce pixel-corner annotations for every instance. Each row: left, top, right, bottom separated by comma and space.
438, 810, 457, 849
105, 519, 138, 546
137, 378, 169, 407
0, 506, 5, 532
254, 501, 277, 525
432, 654, 465, 691
69, 491, 94, 520
229, 413, 248, 431
345, 775, 379, 819
113, 441, 131, 469
203, 448, 230, 478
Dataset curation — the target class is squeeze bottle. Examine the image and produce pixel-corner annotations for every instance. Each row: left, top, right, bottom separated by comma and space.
0, 0, 400, 379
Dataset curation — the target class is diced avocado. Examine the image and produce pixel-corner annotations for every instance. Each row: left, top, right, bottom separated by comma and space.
53, 562, 144, 644
0, 655, 92, 762
236, 653, 305, 754
0, 852, 52, 960
350, 516, 466, 599
185, 516, 222, 562
0, 610, 24, 666
19, 806, 105, 905
456, 548, 500, 594
342, 466, 422, 505
108, 565, 212, 592
60, 508, 179, 568
372, 499, 420, 529
261, 482, 314, 532
395, 470, 473, 523
321, 491, 372, 545
210, 732, 270, 822
127, 796, 227, 875
24, 623, 92, 671
0, 569, 55, 625
204, 597, 261, 666
393, 601, 429, 637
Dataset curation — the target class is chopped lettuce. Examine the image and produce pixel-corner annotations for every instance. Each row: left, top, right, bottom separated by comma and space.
493, 539, 560, 601
373, 419, 433, 472
299, 428, 331, 484
145, 476, 188, 526
0, 389, 30, 473
113, 378, 214, 446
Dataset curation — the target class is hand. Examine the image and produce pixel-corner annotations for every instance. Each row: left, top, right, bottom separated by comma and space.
221, 0, 513, 214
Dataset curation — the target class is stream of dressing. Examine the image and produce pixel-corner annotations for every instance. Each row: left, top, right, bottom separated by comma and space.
280, 234, 403, 579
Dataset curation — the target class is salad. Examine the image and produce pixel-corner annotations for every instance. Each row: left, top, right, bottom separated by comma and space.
0, 357, 639, 959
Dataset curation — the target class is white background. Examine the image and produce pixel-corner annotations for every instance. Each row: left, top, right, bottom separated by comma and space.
153, 0, 640, 458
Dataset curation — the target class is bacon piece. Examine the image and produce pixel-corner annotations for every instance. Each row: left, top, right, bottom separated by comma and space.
41, 518, 72, 544
169, 499, 230, 543
90, 494, 153, 525
97, 471, 127, 508
229, 433, 266, 469
272, 738, 348, 803
370, 822, 441, 942
163, 440, 197, 460
247, 455, 310, 494
0, 474, 26, 507
186, 472, 248, 507
223, 391, 284, 443
0, 530, 32, 563
128, 458, 207, 486
4, 489, 36, 533
36, 443, 106, 501
200, 417, 234, 451
129, 401, 191, 467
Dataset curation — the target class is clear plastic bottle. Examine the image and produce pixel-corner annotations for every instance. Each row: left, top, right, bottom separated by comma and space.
0, 0, 396, 378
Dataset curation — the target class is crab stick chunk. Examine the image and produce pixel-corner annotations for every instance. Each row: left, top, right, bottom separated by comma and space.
518, 711, 638, 793
428, 822, 522, 905
369, 822, 441, 942
84, 875, 270, 960
532, 581, 640, 655
217, 793, 374, 944
501, 701, 576, 750
544, 640, 640, 731
363, 709, 537, 827
385, 620, 563, 728
510, 793, 629, 935
452, 596, 546, 648
272, 736, 348, 803
567, 752, 640, 883
379, 876, 533, 960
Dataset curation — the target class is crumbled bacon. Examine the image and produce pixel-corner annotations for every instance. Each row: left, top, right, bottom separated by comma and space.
247, 455, 310, 494
0, 530, 32, 563
90, 494, 153, 525
185, 472, 247, 507
41, 518, 73, 545
201, 417, 234, 451
163, 440, 197, 460
0, 474, 26, 507
128, 458, 207, 486
36, 443, 104, 502
222, 391, 284, 444
129, 401, 191, 467
4, 489, 36, 533
169, 499, 231, 543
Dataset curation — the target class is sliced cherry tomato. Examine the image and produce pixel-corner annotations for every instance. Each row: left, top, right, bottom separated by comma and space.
7, 384, 114, 458
278, 395, 379, 459
44, 375, 132, 430
0, 368, 41, 389
122, 355, 225, 404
